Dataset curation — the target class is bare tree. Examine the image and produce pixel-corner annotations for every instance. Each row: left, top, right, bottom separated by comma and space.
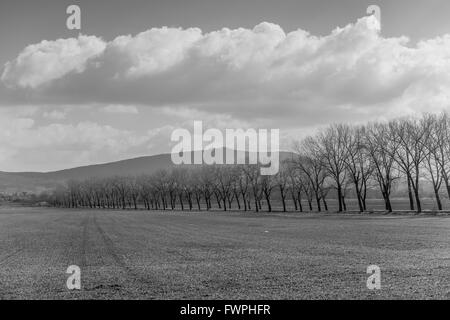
237, 166, 251, 211
366, 123, 398, 212
317, 124, 350, 212
387, 118, 432, 213
127, 176, 140, 210
343, 126, 374, 212
294, 136, 328, 212
276, 162, 290, 212
286, 161, 303, 212
437, 112, 450, 198
261, 174, 276, 212
422, 114, 444, 210
244, 165, 262, 213
214, 166, 234, 211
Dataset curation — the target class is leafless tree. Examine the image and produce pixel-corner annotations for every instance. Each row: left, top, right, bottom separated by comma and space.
365, 122, 398, 212
276, 162, 290, 212
294, 136, 328, 212
422, 114, 444, 210
342, 126, 374, 212
244, 165, 262, 213
387, 117, 432, 213
317, 124, 350, 212
260, 174, 276, 212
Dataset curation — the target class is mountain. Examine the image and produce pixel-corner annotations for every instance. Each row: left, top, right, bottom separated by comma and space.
0, 150, 295, 193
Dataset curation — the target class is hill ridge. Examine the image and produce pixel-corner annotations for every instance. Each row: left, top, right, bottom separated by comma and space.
0, 149, 294, 193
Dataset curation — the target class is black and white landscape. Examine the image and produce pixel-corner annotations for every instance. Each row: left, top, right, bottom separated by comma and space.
0, 0, 449, 301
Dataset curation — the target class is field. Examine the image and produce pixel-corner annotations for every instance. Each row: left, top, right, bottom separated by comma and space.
0, 206, 449, 299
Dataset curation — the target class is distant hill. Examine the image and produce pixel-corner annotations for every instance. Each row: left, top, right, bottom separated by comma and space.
0, 150, 295, 193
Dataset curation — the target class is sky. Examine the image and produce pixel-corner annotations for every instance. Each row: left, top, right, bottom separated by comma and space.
1, 0, 450, 171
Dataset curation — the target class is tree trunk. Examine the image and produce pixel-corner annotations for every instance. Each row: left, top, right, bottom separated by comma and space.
196, 196, 201, 211
383, 190, 392, 212
434, 187, 442, 211
265, 193, 272, 212
315, 194, 321, 212
179, 194, 184, 211
407, 176, 415, 211
297, 191, 303, 212
322, 197, 328, 211
362, 182, 368, 211
280, 188, 286, 212
444, 176, 450, 199
234, 192, 241, 210
414, 172, 422, 213
291, 193, 298, 211
341, 196, 347, 211
414, 187, 421, 213
337, 183, 343, 212
355, 186, 363, 213
216, 194, 222, 209
241, 193, 247, 211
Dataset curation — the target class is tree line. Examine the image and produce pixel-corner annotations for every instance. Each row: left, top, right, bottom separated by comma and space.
49, 113, 450, 213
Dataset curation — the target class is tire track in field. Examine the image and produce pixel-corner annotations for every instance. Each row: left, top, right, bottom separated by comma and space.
92, 214, 129, 270
80, 213, 90, 269
91, 213, 166, 297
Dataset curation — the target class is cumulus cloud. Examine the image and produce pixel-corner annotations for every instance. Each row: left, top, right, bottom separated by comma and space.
2, 15, 450, 171
2, 16, 450, 127
109, 27, 203, 77
1, 35, 106, 89
3, 17, 450, 122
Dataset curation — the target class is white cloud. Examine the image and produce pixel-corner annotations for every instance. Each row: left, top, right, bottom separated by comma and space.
2, 16, 450, 170
102, 104, 139, 114
2, 35, 106, 89
0, 107, 153, 171
3, 16, 450, 127
109, 27, 203, 77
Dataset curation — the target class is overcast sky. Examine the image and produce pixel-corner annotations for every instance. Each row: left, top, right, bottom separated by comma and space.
1, 0, 450, 171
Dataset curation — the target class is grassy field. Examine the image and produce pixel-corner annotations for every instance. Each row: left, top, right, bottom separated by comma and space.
0, 207, 449, 299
